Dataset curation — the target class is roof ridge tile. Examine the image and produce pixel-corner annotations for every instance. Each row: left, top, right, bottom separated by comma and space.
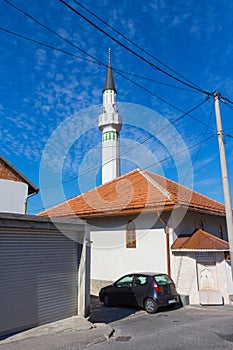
139, 169, 172, 200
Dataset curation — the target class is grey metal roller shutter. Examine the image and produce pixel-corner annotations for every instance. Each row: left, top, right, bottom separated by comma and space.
0, 230, 82, 338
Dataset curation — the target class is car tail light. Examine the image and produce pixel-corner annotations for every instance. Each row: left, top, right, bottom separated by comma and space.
152, 277, 161, 293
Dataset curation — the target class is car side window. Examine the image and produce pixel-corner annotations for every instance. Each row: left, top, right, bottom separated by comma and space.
116, 275, 134, 288
133, 275, 148, 286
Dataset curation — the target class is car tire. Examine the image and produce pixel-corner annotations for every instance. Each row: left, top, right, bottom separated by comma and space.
103, 295, 111, 307
144, 298, 158, 314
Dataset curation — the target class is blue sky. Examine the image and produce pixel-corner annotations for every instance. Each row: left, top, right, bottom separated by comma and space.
0, 0, 233, 214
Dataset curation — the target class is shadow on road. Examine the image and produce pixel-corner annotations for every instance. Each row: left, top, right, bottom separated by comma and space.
90, 295, 182, 324
90, 295, 142, 323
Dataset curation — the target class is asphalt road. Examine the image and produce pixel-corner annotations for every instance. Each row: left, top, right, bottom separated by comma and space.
89, 300, 233, 350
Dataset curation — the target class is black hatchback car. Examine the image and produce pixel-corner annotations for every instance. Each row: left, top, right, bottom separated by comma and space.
99, 272, 180, 313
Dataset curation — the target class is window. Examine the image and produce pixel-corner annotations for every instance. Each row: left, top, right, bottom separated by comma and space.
154, 274, 173, 285
133, 275, 148, 286
126, 220, 136, 248
116, 275, 134, 288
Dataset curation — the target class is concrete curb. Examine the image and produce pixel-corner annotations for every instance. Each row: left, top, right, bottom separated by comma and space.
0, 317, 114, 350
184, 304, 233, 312
0, 316, 92, 344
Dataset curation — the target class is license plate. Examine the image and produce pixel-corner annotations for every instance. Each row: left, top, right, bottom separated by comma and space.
168, 299, 176, 304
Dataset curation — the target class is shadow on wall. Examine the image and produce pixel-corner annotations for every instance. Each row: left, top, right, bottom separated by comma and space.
91, 279, 114, 296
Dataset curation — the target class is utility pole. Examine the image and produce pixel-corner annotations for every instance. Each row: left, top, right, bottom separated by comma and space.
214, 92, 233, 279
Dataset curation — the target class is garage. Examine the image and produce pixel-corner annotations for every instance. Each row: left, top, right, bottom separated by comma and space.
0, 214, 89, 338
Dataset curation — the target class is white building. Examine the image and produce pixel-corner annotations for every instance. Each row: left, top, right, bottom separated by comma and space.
40, 54, 232, 305
41, 168, 231, 305
0, 154, 38, 214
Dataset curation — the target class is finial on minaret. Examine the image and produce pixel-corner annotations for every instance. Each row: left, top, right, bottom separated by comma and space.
103, 48, 116, 92
108, 48, 111, 65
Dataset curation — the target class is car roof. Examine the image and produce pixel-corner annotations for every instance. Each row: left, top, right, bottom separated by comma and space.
132, 272, 167, 276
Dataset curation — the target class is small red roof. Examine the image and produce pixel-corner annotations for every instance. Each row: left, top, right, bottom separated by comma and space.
171, 229, 229, 251
39, 169, 225, 218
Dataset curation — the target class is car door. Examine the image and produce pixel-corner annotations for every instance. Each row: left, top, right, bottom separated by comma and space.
132, 274, 151, 306
111, 274, 135, 306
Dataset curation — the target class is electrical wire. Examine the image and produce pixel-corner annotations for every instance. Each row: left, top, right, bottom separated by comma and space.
221, 95, 233, 106
224, 132, 233, 140
0, 24, 213, 129
2, 0, 199, 94
0, 130, 214, 152
0, 26, 98, 65
114, 69, 200, 93
3, 1, 232, 111
72, 0, 203, 91
0, 26, 199, 95
3, 0, 203, 95
180, 101, 215, 185
59, 0, 211, 96
38, 98, 209, 191
3, 0, 105, 68
221, 100, 233, 112
28, 133, 216, 214
144, 134, 216, 172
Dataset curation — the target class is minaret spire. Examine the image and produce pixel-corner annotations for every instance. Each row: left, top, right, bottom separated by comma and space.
104, 48, 116, 92
98, 49, 122, 184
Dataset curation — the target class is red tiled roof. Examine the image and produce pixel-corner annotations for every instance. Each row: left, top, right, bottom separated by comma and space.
171, 229, 229, 251
0, 155, 38, 195
39, 169, 225, 218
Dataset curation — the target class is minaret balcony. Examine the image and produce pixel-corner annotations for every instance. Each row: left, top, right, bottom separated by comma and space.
98, 112, 122, 131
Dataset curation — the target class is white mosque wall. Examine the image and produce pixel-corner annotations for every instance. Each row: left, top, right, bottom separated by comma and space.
89, 213, 168, 293
88, 211, 228, 297
0, 179, 28, 214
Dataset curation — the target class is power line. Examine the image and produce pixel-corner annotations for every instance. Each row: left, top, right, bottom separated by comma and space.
221, 100, 233, 112
3, 1, 232, 115
221, 95, 233, 106
1, 3, 221, 138
112, 69, 214, 130
3, 0, 201, 95
0, 26, 198, 95
3, 0, 196, 95
0, 26, 98, 65
28, 133, 216, 214
39, 98, 209, 191
180, 102, 214, 185
0, 130, 214, 152
0, 25, 212, 129
144, 134, 215, 172
3, 0, 105, 68
114, 68, 200, 93
224, 132, 233, 140
72, 0, 203, 91
59, 0, 211, 96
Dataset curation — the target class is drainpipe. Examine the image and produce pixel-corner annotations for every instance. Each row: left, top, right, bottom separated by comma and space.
25, 189, 39, 214
157, 215, 171, 277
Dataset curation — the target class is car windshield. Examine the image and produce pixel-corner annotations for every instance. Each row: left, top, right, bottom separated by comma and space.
153, 274, 173, 286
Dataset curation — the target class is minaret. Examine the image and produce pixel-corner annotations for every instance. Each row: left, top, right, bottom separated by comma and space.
98, 49, 122, 184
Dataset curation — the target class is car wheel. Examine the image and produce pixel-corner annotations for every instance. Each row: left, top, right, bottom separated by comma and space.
103, 295, 111, 307
144, 298, 158, 314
